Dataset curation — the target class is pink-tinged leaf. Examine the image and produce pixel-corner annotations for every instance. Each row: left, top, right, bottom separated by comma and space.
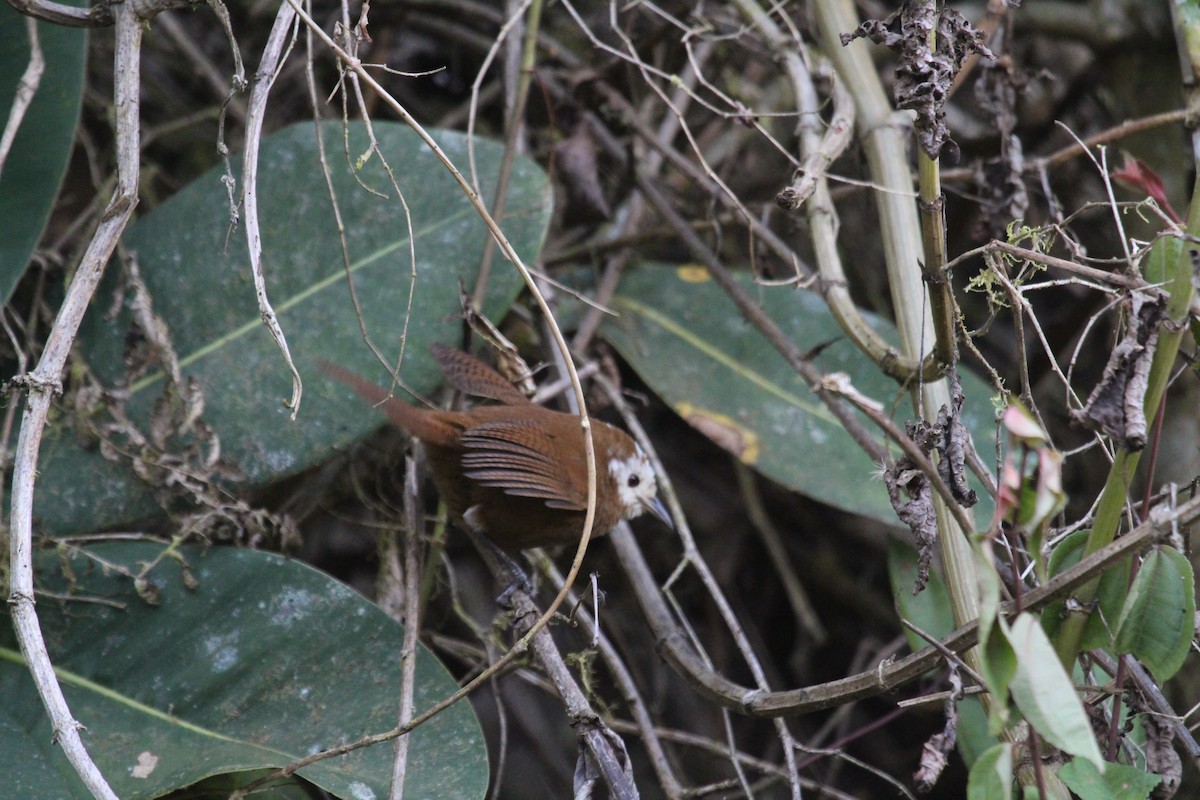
1112, 154, 1181, 224
1002, 403, 1046, 445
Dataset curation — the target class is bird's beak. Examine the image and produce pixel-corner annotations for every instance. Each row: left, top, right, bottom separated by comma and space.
642, 496, 673, 529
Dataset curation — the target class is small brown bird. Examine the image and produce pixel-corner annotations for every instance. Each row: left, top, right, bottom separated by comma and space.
320, 345, 671, 551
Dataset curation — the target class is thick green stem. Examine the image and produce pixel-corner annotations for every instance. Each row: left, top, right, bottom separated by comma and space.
812, 0, 979, 633
917, 151, 958, 368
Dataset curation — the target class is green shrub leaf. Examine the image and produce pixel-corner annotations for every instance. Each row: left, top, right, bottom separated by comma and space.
33, 121, 550, 534
0, 3, 86, 301
1114, 547, 1195, 681
1, 542, 487, 799
602, 265, 996, 524
1004, 613, 1104, 771
1058, 757, 1160, 800
966, 742, 1012, 800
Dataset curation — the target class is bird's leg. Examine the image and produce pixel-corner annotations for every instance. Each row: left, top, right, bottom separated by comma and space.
462, 506, 533, 604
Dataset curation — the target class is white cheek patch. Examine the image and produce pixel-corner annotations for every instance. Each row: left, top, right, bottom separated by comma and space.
609, 457, 636, 510
608, 453, 657, 518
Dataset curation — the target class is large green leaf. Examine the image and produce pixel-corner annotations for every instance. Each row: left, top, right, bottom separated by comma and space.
32, 121, 551, 534
0, 3, 87, 301
601, 264, 997, 525
1004, 613, 1104, 771
171, 770, 315, 800
1058, 758, 1160, 800
0, 542, 488, 799
1114, 547, 1195, 682
974, 538, 1014, 736
966, 742, 1012, 800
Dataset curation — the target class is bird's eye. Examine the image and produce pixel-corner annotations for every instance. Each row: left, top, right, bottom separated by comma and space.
627, 474, 641, 488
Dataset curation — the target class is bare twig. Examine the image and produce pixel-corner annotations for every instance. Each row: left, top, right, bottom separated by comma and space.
6, 0, 204, 27
543, 562, 687, 799
733, 0, 942, 382
0, 16, 43, 178
608, 490, 1193, 717
388, 457, 422, 800
241, 3, 304, 419
468, 543, 638, 800
467, 0, 540, 310
572, 37, 707, 353
941, 108, 1192, 184
6, 7, 146, 799
946, 240, 1150, 291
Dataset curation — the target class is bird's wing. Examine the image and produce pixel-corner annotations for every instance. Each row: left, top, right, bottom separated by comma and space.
459, 417, 587, 510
